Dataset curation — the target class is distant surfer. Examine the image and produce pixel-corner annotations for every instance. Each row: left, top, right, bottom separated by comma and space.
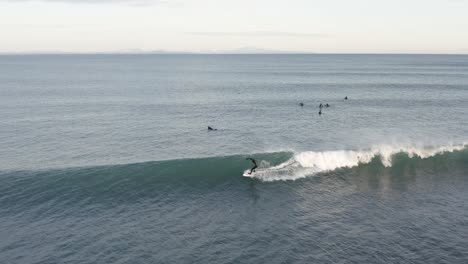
319, 103, 323, 109
325, 103, 330, 107
344, 96, 348, 100
208, 126, 217, 131
246, 158, 257, 175
319, 110, 322, 115
299, 102, 304, 107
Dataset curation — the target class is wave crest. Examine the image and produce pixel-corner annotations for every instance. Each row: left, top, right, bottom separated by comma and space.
247, 143, 468, 181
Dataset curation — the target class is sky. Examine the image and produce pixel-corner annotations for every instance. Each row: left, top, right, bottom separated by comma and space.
1, 0, 468, 53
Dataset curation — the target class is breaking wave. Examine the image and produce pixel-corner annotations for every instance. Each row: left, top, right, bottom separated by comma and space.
0, 143, 467, 196
246, 143, 468, 181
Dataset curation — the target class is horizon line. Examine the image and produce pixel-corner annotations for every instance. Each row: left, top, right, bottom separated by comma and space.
1, 52, 468, 56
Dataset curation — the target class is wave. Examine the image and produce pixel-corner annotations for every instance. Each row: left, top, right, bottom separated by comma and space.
1, 143, 467, 187
1, 143, 467, 213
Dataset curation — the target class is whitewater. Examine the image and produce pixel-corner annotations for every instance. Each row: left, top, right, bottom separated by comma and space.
248, 143, 468, 181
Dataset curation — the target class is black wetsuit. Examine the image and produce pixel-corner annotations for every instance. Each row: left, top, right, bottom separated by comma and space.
246, 158, 258, 174
208, 126, 217, 131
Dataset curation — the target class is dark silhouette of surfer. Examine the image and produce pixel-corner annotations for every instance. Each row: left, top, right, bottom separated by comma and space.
299, 102, 304, 107
325, 103, 330, 107
246, 158, 257, 174
319, 110, 322, 115
344, 96, 348, 100
208, 126, 217, 131
319, 103, 323, 109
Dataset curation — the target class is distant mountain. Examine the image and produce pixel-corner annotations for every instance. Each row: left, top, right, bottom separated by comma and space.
216, 46, 311, 54
111, 49, 190, 54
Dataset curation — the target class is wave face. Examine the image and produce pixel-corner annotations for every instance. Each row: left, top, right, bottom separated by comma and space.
1, 143, 466, 187
1, 142, 465, 223
0, 143, 466, 213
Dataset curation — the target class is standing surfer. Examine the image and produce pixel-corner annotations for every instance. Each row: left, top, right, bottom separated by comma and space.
246, 158, 258, 175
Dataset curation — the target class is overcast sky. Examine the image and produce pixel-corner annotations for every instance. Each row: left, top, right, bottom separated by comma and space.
1, 0, 467, 53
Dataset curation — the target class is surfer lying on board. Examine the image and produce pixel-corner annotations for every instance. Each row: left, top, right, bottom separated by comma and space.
246, 158, 258, 175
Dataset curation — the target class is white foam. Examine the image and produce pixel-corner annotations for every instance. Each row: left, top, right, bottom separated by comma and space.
249, 143, 467, 182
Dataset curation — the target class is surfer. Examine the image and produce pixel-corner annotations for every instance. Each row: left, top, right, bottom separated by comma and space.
319, 110, 322, 115
208, 126, 217, 131
299, 102, 304, 107
344, 96, 348, 100
319, 103, 323, 109
325, 103, 330, 107
246, 158, 257, 175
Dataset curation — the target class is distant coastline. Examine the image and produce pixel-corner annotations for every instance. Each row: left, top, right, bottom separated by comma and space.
1, 51, 468, 55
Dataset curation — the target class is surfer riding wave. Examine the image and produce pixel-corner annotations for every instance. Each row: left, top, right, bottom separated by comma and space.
246, 158, 257, 175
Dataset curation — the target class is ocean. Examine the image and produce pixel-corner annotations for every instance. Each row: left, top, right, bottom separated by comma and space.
0, 54, 467, 263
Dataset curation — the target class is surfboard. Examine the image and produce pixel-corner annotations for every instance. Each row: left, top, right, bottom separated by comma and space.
243, 171, 254, 177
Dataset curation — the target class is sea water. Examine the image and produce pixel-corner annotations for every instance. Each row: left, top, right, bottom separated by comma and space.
1, 54, 467, 263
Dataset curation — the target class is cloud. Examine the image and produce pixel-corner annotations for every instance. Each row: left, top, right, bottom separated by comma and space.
1, 0, 166, 5
188, 31, 326, 38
